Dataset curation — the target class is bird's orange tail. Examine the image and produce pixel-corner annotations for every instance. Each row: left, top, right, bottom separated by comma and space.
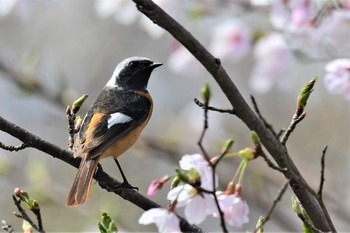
66, 157, 99, 207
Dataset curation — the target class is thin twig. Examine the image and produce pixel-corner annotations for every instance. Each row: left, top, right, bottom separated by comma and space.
197, 99, 211, 161
131, 0, 332, 230
257, 149, 288, 173
196, 98, 228, 233
250, 95, 276, 137
12, 195, 42, 233
254, 181, 289, 233
0, 116, 203, 233
194, 98, 235, 115
318, 145, 327, 197
32, 209, 44, 232
0, 142, 28, 151
280, 110, 306, 145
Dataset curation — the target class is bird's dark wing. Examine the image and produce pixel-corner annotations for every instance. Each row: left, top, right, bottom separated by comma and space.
75, 92, 151, 159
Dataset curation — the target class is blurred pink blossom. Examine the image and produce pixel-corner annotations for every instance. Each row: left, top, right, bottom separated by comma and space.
214, 191, 249, 228
95, 0, 138, 25
95, 0, 183, 38
249, 33, 295, 94
312, 9, 350, 57
324, 59, 350, 100
139, 208, 181, 233
270, 0, 312, 31
209, 20, 251, 61
167, 42, 201, 75
139, 0, 184, 38
0, 0, 17, 16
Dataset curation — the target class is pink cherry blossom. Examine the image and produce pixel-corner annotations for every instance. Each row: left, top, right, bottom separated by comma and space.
167, 184, 216, 225
214, 192, 249, 228
139, 208, 181, 233
209, 19, 251, 62
324, 59, 350, 100
249, 33, 295, 94
179, 154, 217, 190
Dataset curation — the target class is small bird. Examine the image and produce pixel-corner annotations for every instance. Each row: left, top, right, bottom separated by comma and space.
66, 57, 162, 206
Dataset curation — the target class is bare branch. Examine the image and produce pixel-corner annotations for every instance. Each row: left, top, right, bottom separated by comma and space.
318, 145, 328, 197
0, 142, 27, 152
250, 95, 276, 137
0, 116, 203, 233
280, 110, 306, 145
131, 0, 332, 230
12, 195, 43, 233
194, 98, 235, 115
254, 181, 289, 233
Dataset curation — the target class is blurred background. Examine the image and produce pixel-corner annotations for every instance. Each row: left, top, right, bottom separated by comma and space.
0, 0, 349, 232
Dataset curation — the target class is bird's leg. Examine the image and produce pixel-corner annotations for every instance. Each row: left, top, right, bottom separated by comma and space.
113, 158, 138, 191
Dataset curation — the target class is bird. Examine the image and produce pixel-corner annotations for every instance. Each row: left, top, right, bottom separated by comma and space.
66, 57, 162, 206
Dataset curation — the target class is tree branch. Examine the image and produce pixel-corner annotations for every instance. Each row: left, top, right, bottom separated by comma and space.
0, 115, 203, 233
131, 0, 333, 231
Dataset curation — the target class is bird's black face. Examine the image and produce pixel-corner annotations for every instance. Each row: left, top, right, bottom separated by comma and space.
110, 57, 162, 91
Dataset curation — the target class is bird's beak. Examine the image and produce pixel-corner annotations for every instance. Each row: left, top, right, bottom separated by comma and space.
151, 62, 163, 68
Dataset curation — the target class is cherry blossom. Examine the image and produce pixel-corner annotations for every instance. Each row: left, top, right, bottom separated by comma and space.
249, 33, 295, 94
166, 154, 218, 224
214, 191, 249, 228
139, 208, 181, 233
324, 59, 350, 100
179, 153, 217, 190
209, 19, 251, 62
167, 184, 216, 224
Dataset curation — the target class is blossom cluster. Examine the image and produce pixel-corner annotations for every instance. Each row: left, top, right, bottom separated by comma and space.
92, 0, 350, 99
139, 154, 249, 232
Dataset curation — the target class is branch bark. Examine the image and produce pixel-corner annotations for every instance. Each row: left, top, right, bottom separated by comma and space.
131, 0, 332, 231
0, 116, 203, 233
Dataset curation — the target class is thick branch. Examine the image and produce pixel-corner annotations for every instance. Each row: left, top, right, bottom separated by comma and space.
0, 116, 203, 233
131, 0, 332, 231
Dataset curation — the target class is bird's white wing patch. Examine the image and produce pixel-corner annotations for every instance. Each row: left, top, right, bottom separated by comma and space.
107, 112, 132, 129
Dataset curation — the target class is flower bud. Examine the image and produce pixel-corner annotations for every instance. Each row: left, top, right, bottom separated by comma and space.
170, 176, 181, 190
297, 77, 317, 110
201, 82, 211, 104
238, 147, 255, 161
292, 196, 302, 215
250, 131, 260, 146
175, 168, 189, 183
221, 138, 234, 154
22, 220, 32, 233
72, 94, 89, 114
147, 176, 170, 196
98, 211, 118, 233
256, 216, 265, 233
